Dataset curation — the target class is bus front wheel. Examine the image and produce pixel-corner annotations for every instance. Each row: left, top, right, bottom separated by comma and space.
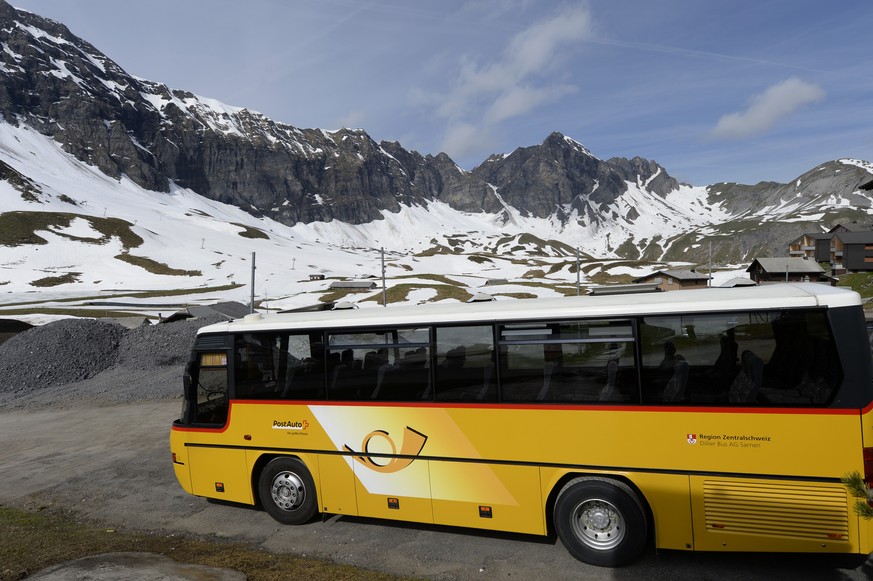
554, 477, 647, 567
258, 457, 318, 525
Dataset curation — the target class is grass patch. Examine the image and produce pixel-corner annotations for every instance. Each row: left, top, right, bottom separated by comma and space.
115, 254, 202, 277
392, 273, 459, 285
492, 234, 586, 257
426, 285, 473, 302
837, 272, 873, 300
547, 262, 571, 275
0, 284, 244, 312
0, 506, 407, 581
360, 284, 416, 304
232, 223, 270, 240
360, 283, 473, 304
493, 292, 538, 299
30, 272, 80, 287
614, 238, 641, 260
587, 270, 634, 285
318, 289, 366, 303
0, 211, 50, 245
130, 284, 243, 298
0, 212, 143, 249
414, 244, 455, 257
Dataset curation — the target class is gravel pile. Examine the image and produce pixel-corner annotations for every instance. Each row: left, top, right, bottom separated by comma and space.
117, 314, 226, 369
0, 315, 226, 409
0, 318, 126, 393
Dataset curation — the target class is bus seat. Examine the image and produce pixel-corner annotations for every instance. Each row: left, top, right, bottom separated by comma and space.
599, 359, 620, 401
729, 351, 763, 403
537, 361, 558, 400
376, 367, 429, 401
662, 356, 689, 402
370, 363, 393, 398
420, 372, 433, 399
478, 365, 494, 400
280, 366, 297, 398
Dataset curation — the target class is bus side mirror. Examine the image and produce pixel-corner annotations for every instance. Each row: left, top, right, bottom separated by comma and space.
183, 361, 195, 401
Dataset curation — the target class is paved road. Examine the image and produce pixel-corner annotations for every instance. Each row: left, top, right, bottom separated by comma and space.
1, 400, 872, 580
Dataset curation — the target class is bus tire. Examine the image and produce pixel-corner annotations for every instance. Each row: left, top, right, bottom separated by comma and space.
258, 457, 318, 525
554, 477, 647, 567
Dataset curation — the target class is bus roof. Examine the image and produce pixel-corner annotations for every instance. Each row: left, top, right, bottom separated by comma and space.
196, 283, 861, 336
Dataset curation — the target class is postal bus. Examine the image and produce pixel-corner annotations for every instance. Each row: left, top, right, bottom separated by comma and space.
170, 283, 873, 567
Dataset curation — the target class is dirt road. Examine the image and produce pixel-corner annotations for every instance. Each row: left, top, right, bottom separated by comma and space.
1, 400, 871, 580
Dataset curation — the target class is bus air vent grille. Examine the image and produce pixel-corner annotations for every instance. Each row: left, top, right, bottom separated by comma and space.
702, 480, 849, 542
194, 335, 231, 350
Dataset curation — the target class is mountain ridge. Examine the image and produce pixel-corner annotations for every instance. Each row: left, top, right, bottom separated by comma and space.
1, 0, 872, 270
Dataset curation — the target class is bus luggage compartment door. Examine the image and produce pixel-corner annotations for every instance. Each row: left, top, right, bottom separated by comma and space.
188, 446, 252, 505
352, 457, 433, 523
317, 454, 358, 516
689, 476, 857, 553
431, 462, 543, 535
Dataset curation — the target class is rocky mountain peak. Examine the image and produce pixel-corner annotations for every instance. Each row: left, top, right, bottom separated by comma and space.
1, 0, 683, 231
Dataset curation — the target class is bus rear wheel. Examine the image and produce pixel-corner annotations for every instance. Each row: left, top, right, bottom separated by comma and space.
554, 477, 647, 567
258, 457, 318, 525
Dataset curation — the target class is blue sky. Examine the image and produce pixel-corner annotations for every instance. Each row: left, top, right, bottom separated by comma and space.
12, 0, 873, 186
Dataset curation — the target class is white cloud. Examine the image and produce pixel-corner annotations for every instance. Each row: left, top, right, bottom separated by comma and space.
440, 121, 498, 161
435, 3, 592, 157
710, 78, 826, 140
485, 84, 576, 124
504, 6, 592, 77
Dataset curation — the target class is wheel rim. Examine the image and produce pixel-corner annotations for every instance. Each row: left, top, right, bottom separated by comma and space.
270, 471, 306, 512
569, 497, 626, 551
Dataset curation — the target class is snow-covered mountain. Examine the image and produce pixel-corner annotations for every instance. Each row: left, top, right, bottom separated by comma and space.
0, 119, 683, 318
1, 0, 873, 319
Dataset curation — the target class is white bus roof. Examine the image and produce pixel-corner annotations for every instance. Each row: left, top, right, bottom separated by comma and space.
196, 283, 861, 336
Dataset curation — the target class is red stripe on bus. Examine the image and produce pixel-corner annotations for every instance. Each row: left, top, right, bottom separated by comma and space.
225, 399, 863, 415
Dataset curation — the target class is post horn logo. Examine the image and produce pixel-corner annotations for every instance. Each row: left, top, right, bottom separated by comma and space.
344, 427, 428, 473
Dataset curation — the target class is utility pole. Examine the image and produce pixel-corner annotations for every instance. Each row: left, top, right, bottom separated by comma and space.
381, 247, 387, 307
576, 247, 580, 296
708, 241, 712, 287
250, 252, 256, 313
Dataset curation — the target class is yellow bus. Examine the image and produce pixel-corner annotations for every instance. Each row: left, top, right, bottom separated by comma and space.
170, 283, 873, 567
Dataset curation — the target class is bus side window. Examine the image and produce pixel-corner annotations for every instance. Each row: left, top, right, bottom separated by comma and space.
234, 333, 280, 399
281, 334, 326, 400
640, 310, 841, 406
761, 311, 841, 405
233, 333, 327, 401
327, 347, 370, 400
376, 346, 431, 401
498, 320, 637, 404
434, 325, 496, 402
640, 315, 747, 404
325, 327, 431, 401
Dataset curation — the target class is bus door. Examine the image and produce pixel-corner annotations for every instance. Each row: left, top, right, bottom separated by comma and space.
182, 339, 253, 504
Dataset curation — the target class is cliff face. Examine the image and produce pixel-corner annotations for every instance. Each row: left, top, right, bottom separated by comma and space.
0, 1, 677, 228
